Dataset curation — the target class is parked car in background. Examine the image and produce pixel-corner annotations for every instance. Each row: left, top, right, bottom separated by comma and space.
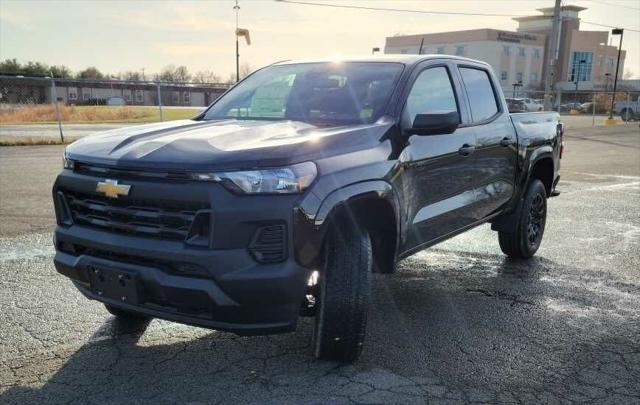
106, 96, 126, 106
519, 98, 544, 112
506, 98, 527, 113
557, 102, 582, 113
614, 96, 640, 121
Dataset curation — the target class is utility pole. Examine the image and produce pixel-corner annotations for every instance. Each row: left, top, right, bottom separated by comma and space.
234, 0, 240, 83
543, 0, 562, 110
608, 28, 624, 120
574, 59, 585, 103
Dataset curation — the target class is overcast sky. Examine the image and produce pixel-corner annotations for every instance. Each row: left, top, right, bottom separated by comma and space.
1, 0, 638, 78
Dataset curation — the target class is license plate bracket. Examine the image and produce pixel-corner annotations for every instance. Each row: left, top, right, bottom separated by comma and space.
88, 265, 139, 305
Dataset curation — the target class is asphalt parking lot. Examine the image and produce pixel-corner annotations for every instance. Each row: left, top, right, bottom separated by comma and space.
0, 125, 639, 404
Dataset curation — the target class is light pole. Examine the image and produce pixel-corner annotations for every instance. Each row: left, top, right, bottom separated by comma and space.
574, 59, 586, 103
512, 81, 522, 98
234, 0, 240, 83
608, 28, 624, 120
604, 72, 611, 92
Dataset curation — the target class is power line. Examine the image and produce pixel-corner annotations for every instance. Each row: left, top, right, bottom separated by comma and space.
581, 20, 640, 33
587, 0, 640, 11
276, 0, 527, 17
276, 0, 640, 32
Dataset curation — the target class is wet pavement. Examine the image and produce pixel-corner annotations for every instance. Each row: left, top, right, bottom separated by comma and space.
0, 126, 638, 404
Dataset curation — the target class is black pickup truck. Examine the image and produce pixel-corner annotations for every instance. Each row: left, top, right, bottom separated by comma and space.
53, 55, 562, 362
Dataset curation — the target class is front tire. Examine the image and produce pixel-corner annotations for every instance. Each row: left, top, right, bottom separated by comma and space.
498, 179, 547, 259
313, 220, 372, 362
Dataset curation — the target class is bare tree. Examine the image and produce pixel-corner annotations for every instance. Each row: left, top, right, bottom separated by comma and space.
174, 66, 191, 83
77, 67, 105, 80
193, 70, 222, 84
121, 71, 143, 81
157, 65, 192, 83
239, 62, 253, 79
226, 63, 254, 84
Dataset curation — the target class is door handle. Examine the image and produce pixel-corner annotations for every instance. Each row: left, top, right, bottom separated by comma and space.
458, 144, 475, 156
500, 137, 513, 147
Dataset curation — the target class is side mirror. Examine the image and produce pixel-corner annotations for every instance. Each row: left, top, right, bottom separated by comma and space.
407, 111, 460, 136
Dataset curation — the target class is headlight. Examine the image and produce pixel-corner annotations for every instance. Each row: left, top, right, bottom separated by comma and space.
193, 162, 317, 194
62, 152, 74, 170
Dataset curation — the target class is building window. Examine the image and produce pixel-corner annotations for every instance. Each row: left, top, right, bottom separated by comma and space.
437, 46, 445, 54
183, 92, 190, 104
533, 48, 541, 58
518, 47, 525, 57
502, 46, 510, 56
172, 91, 179, 104
568, 51, 594, 82
500, 71, 508, 81
516, 72, 523, 83
68, 88, 77, 101
135, 90, 143, 103
455, 46, 465, 56
82, 89, 91, 100
123, 89, 132, 102
530, 72, 538, 82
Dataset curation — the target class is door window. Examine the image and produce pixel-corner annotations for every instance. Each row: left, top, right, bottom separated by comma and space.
459, 67, 499, 123
404, 66, 458, 126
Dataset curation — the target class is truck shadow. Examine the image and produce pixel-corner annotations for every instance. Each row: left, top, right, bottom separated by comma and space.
2, 251, 632, 403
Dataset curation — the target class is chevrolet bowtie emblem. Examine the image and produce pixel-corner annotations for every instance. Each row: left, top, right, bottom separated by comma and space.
96, 179, 131, 199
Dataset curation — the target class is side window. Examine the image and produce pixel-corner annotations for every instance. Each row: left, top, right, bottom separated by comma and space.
459, 67, 499, 123
404, 66, 458, 126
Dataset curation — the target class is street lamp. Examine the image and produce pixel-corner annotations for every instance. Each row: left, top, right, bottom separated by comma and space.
604, 72, 611, 92
608, 28, 624, 120
512, 81, 523, 98
574, 59, 586, 103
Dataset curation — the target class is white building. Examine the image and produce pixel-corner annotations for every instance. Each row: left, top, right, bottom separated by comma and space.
385, 29, 546, 93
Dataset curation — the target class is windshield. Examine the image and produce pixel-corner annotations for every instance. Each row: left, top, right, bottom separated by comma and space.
202, 62, 404, 126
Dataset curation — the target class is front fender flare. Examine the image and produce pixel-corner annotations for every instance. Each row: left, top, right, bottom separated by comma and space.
293, 180, 399, 268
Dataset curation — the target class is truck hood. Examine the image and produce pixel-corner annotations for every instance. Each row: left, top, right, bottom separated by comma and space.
66, 119, 394, 171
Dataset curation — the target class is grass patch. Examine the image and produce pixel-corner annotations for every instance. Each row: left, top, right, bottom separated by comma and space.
0, 137, 73, 146
0, 105, 201, 124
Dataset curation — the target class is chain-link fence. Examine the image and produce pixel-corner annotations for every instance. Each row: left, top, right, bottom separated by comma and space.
1, 75, 638, 143
0, 75, 230, 142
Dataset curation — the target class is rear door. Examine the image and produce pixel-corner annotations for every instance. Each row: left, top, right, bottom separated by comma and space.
394, 60, 480, 253
456, 64, 517, 220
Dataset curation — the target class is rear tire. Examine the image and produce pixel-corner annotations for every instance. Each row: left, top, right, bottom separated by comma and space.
313, 219, 372, 363
498, 179, 547, 259
104, 304, 151, 321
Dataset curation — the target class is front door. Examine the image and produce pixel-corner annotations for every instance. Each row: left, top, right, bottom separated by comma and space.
394, 63, 480, 253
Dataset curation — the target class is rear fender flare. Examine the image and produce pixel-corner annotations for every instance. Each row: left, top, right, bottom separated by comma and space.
492, 149, 553, 233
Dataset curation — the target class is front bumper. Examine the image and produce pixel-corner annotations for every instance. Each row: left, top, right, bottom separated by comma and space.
52, 170, 315, 335
54, 225, 310, 335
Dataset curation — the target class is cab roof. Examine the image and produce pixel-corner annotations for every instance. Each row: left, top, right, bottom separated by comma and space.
273, 54, 490, 68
